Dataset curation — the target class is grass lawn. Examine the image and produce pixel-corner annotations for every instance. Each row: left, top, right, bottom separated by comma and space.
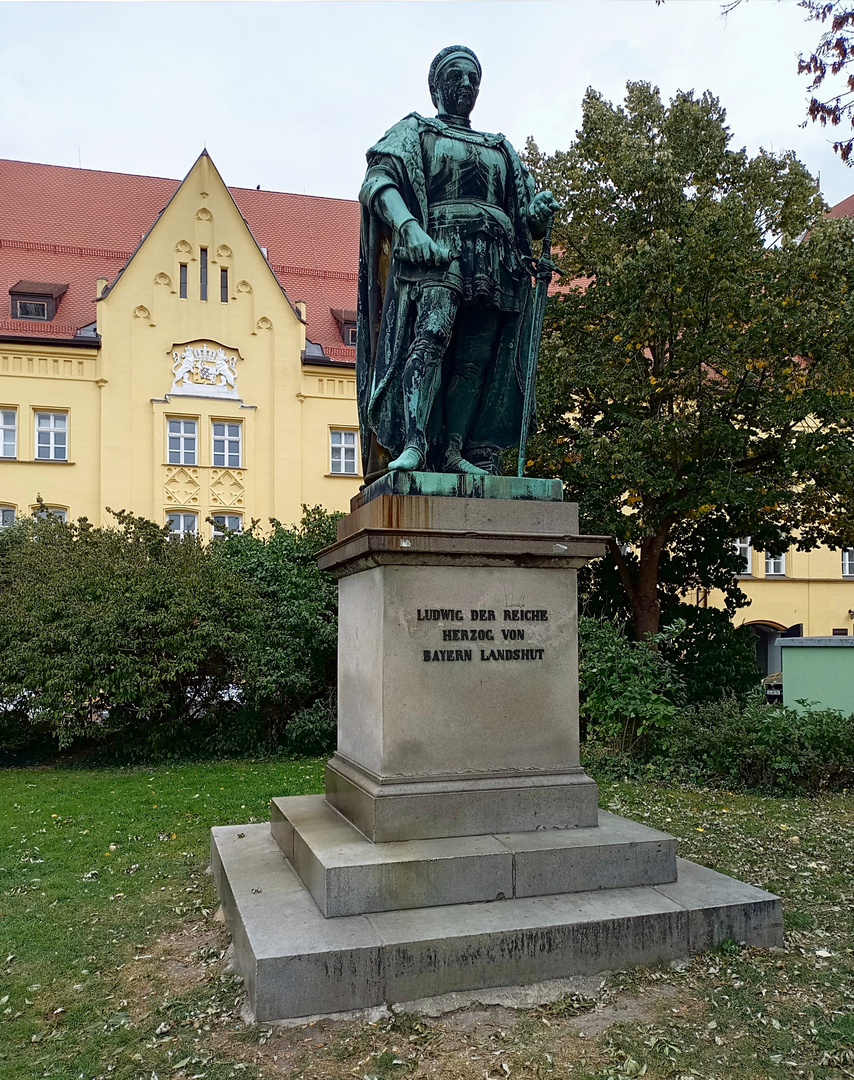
1, 760, 852, 1080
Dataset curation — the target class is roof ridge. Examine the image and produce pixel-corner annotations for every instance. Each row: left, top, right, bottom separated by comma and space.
0, 157, 180, 185
1, 158, 359, 206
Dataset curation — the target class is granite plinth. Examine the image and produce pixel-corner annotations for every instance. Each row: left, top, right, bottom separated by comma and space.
352, 471, 564, 511
211, 822, 783, 1023
338, 492, 581, 542
315, 496, 607, 843
271, 795, 676, 917
324, 558, 595, 839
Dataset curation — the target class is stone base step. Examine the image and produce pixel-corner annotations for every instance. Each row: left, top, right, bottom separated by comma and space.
324, 757, 601, 842
271, 795, 677, 917
211, 821, 782, 1023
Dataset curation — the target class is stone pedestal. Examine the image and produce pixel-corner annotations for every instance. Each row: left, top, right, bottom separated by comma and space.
319, 492, 603, 841
211, 480, 783, 1021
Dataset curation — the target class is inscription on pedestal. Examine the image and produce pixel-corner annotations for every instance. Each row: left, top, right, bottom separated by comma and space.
418, 606, 550, 662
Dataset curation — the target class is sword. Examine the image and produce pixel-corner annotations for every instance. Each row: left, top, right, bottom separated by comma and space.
517, 213, 562, 478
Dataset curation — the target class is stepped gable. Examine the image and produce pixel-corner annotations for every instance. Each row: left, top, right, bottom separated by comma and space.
0, 158, 360, 362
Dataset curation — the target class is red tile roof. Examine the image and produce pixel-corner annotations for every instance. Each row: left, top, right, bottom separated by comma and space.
0, 157, 360, 362
829, 192, 854, 219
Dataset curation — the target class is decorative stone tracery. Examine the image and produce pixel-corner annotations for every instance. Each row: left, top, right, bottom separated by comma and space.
164, 466, 200, 506
210, 469, 245, 508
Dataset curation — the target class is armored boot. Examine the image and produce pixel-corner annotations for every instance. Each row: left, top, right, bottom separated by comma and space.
389, 336, 446, 472
442, 433, 488, 475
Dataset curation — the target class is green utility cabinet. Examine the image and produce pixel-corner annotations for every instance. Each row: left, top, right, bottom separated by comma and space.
780, 637, 854, 714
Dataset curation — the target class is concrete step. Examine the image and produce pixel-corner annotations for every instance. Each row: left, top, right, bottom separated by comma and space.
211, 821, 782, 1023
271, 795, 678, 917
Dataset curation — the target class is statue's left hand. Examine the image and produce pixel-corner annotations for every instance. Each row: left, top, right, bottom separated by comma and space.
528, 191, 561, 234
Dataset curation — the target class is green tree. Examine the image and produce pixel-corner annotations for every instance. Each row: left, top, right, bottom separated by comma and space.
211, 505, 340, 742
525, 82, 854, 640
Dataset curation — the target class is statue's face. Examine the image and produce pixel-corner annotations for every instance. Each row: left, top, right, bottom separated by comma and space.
435, 57, 480, 118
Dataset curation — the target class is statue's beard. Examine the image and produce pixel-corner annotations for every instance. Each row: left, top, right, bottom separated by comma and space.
441, 89, 475, 118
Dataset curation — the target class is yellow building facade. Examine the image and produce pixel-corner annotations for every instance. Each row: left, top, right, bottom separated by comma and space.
0, 153, 362, 537
2, 153, 854, 666
705, 541, 854, 675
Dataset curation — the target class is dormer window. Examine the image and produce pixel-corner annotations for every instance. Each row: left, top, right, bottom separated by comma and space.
330, 307, 357, 348
9, 281, 68, 322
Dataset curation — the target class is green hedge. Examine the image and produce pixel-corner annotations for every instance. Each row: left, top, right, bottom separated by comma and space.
0, 506, 340, 760
666, 695, 854, 792
579, 614, 852, 792
582, 696, 854, 795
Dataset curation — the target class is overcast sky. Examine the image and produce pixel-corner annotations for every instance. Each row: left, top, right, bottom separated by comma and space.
2, 0, 853, 209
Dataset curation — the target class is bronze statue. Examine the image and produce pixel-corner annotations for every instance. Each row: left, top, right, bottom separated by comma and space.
356, 45, 559, 481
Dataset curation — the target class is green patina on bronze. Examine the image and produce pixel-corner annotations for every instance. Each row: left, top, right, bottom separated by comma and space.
358, 471, 564, 505
356, 45, 559, 485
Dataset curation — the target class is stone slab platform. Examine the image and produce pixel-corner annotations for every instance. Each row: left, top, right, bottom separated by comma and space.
211, 822, 783, 1023
340, 492, 580, 541
271, 795, 678, 917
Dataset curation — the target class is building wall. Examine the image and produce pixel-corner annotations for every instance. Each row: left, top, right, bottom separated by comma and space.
299, 365, 360, 515
0, 154, 362, 534
707, 541, 854, 655
0, 341, 101, 522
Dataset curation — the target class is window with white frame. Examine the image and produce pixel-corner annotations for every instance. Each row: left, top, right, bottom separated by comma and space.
14, 299, 48, 320
212, 421, 241, 467
733, 537, 752, 575
166, 512, 197, 540
34, 411, 67, 461
843, 549, 854, 577
765, 551, 786, 576
211, 513, 242, 539
0, 507, 15, 528
34, 506, 67, 522
167, 418, 197, 465
1, 410, 16, 458
330, 429, 357, 475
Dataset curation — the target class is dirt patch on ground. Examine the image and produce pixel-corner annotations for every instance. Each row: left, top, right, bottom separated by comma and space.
115, 914, 708, 1079
117, 917, 231, 1027
563, 982, 682, 1036
206, 977, 706, 1079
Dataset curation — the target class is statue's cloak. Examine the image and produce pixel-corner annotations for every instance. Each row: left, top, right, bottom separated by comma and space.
356, 113, 536, 479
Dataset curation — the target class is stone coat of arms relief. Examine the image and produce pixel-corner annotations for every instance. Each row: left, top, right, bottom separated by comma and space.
169, 343, 240, 399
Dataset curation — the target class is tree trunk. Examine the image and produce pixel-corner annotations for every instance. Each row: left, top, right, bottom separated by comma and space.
631, 522, 674, 642
632, 583, 661, 641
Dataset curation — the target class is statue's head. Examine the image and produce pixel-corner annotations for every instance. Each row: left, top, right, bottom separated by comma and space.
429, 46, 482, 118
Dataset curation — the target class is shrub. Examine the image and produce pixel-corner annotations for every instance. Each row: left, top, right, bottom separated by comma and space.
283, 694, 337, 757
657, 604, 762, 705
665, 695, 854, 792
578, 616, 684, 752
0, 510, 251, 755
0, 505, 341, 760
213, 505, 340, 743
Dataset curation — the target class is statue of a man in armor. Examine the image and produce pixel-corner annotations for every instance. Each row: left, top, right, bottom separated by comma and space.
356, 45, 558, 480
